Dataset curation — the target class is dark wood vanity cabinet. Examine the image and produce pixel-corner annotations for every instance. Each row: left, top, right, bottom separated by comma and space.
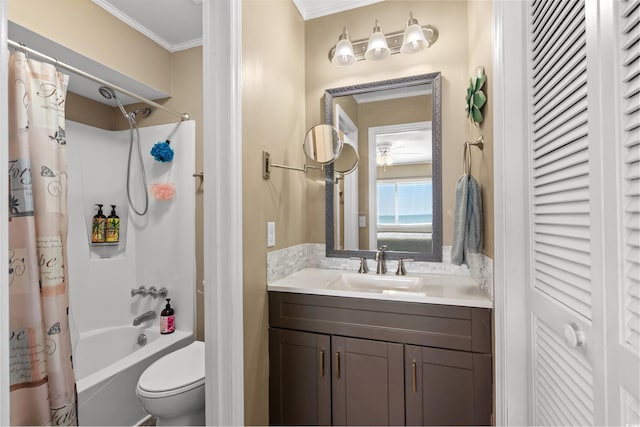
404, 345, 493, 426
268, 292, 492, 426
269, 328, 331, 425
332, 336, 405, 425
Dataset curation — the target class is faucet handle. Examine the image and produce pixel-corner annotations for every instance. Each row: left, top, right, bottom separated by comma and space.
395, 258, 415, 276
131, 286, 147, 297
142, 286, 169, 299
350, 256, 368, 274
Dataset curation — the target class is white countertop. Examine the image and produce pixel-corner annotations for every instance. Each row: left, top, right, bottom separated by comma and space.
267, 268, 493, 309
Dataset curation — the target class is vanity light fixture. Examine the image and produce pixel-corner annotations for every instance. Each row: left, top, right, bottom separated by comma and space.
332, 27, 356, 67
364, 20, 390, 61
400, 12, 430, 54
329, 13, 438, 66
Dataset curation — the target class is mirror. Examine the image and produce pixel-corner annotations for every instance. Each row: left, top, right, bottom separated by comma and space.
303, 124, 344, 164
325, 73, 442, 262
334, 144, 360, 175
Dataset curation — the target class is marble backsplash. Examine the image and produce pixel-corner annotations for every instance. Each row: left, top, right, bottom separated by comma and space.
267, 243, 494, 301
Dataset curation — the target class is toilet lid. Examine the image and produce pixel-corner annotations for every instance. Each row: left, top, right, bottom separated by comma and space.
138, 341, 205, 395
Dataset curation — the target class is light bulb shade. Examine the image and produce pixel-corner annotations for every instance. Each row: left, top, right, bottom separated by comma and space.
401, 23, 428, 54
332, 38, 356, 66
365, 29, 390, 61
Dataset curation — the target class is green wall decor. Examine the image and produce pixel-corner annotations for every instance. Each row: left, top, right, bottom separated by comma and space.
466, 66, 487, 125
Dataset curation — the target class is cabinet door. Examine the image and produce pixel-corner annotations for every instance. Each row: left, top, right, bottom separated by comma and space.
405, 345, 492, 426
269, 328, 331, 425
332, 336, 404, 426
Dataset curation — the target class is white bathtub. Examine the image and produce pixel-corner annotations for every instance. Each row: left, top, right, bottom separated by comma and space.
73, 326, 193, 426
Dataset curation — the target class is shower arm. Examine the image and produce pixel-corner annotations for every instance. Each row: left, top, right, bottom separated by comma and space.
8, 39, 190, 122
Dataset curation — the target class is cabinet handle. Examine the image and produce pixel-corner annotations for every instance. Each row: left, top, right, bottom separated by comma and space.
335, 352, 341, 379
412, 362, 417, 392
320, 350, 325, 377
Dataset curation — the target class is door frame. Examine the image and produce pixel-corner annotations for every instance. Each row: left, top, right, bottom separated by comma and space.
492, 1, 530, 425
203, 1, 245, 425
335, 104, 358, 250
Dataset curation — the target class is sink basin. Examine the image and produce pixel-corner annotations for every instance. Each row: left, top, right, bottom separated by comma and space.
326, 273, 425, 295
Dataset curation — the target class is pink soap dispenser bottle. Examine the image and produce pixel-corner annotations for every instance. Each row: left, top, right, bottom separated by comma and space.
160, 298, 175, 334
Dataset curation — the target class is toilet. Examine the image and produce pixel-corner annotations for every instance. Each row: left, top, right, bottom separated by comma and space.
136, 341, 205, 426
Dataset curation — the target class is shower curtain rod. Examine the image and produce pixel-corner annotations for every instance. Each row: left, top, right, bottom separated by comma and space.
8, 39, 190, 121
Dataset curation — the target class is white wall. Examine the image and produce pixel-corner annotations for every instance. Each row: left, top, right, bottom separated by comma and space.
65, 120, 196, 337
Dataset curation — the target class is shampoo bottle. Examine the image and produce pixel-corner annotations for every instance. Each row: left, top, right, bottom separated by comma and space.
160, 299, 175, 334
91, 204, 106, 243
106, 205, 120, 243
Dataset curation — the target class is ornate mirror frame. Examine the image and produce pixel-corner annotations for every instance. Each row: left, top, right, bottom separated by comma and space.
325, 72, 443, 262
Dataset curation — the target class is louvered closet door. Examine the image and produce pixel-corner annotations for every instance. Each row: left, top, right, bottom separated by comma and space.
526, 0, 606, 424
612, 0, 640, 424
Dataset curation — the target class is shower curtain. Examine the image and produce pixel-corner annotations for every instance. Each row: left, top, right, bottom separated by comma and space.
8, 52, 77, 425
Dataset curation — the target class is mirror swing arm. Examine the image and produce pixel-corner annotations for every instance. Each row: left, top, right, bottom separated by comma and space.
262, 151, 322, 180
263, 123, 357, 180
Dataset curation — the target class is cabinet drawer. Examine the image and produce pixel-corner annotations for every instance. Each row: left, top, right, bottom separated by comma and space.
269, 292, 491, 353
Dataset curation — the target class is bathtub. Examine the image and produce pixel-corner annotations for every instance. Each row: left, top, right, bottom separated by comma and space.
73, 326, 193, 426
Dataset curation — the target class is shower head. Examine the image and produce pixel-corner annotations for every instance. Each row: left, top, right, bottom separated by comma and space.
98, 86, 132, 123
98, 86, 116, 100
131, 107, 152, 119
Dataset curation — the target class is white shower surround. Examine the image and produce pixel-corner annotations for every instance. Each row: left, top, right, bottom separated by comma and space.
65, 120, 196, 425
66, 120, 195, 335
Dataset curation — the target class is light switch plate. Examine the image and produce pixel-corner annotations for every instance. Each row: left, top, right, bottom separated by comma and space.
267, 222, 275, 247
359, 214, 366, 228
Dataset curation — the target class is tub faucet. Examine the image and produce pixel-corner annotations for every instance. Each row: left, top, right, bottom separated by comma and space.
133, 310, 156, 326
375, 245, 388, 274
131, 286, 148, 297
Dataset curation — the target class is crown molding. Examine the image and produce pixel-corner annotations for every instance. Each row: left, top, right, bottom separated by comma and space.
292, 0, 383, 20
92, 0, 201, 52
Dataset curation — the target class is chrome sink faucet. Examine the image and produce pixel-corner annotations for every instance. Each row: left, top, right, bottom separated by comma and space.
133, 310, 156, 326
375, 245, 388, 274
395, 258, 415, 276
351, 256, 369, 273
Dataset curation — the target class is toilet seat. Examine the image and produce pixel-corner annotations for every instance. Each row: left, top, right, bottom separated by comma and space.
137, 341, 205, 399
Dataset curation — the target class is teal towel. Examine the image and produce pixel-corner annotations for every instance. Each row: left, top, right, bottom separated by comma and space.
451, 174, 483, 266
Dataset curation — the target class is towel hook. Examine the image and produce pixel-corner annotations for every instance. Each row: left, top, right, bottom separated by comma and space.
463, 136, 484, 175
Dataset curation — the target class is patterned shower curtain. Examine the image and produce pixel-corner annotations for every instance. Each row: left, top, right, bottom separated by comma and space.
8, 51, 77, 425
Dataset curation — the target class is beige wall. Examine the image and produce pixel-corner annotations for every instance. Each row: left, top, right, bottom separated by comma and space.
377, 163, 432, 180
8, 0, 172, 94
467, 0, 494, 257
242, 1, 306, 424
66, 92, 116, 129
305, 0, 494, 258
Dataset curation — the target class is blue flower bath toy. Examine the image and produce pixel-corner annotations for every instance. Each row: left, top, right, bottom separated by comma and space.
150, 140, 174, 162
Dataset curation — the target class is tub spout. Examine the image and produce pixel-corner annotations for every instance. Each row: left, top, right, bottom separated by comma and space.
133, 310, 156, 326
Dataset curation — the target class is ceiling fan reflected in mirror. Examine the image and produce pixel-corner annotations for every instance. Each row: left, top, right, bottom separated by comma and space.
376, 142, 397, 169
375, 134, 426, 170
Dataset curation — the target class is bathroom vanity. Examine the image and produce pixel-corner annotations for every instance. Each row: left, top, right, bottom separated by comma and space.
268, 269, 493, 426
